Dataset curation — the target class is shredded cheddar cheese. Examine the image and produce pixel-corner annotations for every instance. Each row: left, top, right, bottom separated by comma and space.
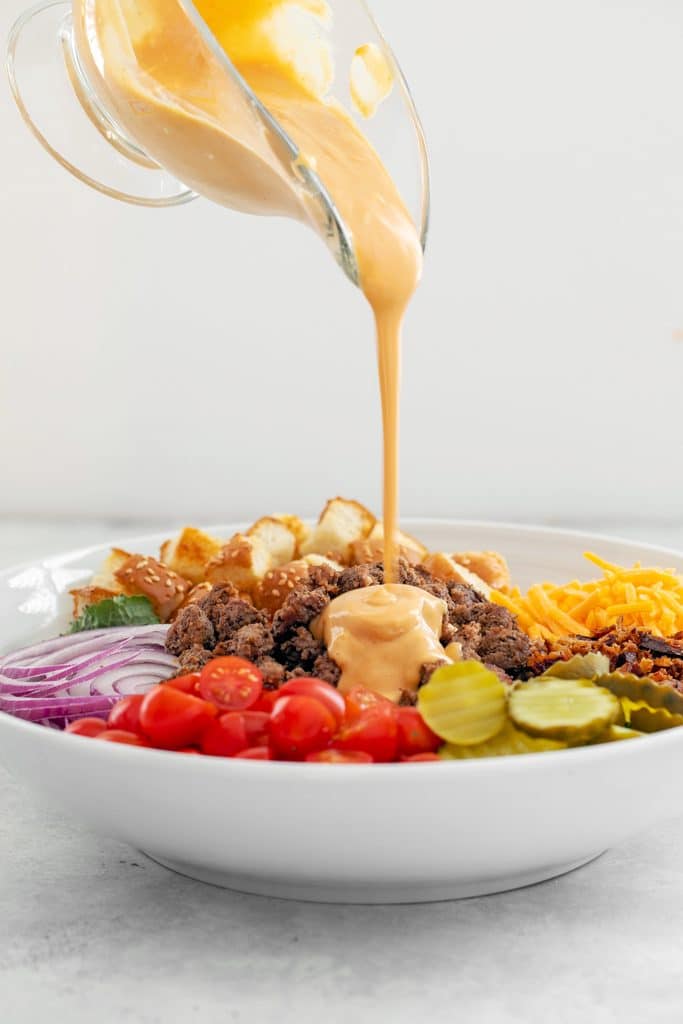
492, 552, 683, 641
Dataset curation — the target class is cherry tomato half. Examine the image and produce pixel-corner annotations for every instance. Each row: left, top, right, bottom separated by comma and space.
278, 677, 345, 726
107, 694, 144, 734
139, 685, 217, 749
250, 689, 281, 714
335, 705, 399, 762
164, 673, 200, 695
201, 711, 270, 757
344, 685, 394, 724
198, 656, 263, 711
305, 749, 373, 764
270, 695, 336, 759
396, 707, 441, 757
234, 746, 273, 760
241, 711, 271, 746
66, 717, 107, 738
97, 729, 149, 746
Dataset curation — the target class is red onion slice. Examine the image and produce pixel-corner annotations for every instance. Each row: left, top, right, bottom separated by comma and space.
0, 626, 178, 724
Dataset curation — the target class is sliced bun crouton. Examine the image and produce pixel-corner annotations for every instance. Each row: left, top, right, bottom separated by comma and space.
170, 581, 214, 620
421, 552, 491, 598
70, 585, 121, 619
247, 517, 298, 567
159, 527, 223, 585
369, 522, 427, 559
254, 554, 343, 614
114, 554, 192, 621
452, 551, 511, 592
205, 533, 272, 594
302, 554, 344, 572
254, 558, 312, 614
351, 522, 427, 566
300, 497, 375, 563
90, 548, 131, 591
274, 515, 309, 555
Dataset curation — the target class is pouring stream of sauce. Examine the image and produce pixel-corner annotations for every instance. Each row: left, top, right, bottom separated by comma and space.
75, 0, 434, 693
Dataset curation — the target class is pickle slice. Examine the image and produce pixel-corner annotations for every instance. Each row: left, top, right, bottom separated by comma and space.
509, 678, 620, 743
440, 720, 566, 759
626, 705, 683, 733
595, 672, 683, 717
592, 724, 643, 743
417, 661, 507, 745
543, 653, 610, 680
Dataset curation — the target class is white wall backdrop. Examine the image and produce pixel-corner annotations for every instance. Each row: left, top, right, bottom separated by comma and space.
1, 0, 682, 526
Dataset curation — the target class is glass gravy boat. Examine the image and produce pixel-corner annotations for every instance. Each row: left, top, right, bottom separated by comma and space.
7, 0, 430, 284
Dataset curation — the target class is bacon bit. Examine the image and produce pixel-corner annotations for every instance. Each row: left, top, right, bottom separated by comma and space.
528, 626, 683, 692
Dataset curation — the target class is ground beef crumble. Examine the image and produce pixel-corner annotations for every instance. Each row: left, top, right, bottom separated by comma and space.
212, 622, 275, 662
176, 645, 216, 675
311, 653, 342, 686
166, 604, 214, 656
272, 587, 330, 641
166, 562, 532, 690
279, 626, 324, 670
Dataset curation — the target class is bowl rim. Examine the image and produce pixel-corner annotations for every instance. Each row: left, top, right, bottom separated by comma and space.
2, 699, 683, 776
3, 515, 683, 579
2, 517, 682, 774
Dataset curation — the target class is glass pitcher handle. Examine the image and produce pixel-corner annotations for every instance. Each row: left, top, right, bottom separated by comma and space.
7, 0, 196, 208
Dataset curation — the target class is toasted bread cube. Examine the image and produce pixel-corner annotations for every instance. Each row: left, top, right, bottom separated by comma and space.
351, 523, 427, 566
170, 582, 213, 620
254, 559, 312, 614
247, 517, 298, 567
302, 554, 344, 572
300, 497, 375, 563
70, 585, 121, 619
254, 554, 343, 613
452, 551, 511, 592
422, 552, 491, 598
90, 548, 131, 591
274, 515, 309, 555
159, 527, 223, 585
205, 533, 272, 594
114, 554, 192, 621
367, 522, 427, 559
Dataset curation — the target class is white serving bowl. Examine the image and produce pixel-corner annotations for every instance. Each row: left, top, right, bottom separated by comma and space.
1, 521, 682, 903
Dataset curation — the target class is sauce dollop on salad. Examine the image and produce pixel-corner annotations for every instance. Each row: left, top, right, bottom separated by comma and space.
312, 585, 448, 701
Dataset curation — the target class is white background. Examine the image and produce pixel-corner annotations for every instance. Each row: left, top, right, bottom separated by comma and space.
2, 0, 682, 530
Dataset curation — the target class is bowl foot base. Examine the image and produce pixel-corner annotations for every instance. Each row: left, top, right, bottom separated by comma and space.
141, 850, 606, 904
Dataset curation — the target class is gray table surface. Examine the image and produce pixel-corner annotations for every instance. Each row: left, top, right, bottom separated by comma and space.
2, 518, 683, 1024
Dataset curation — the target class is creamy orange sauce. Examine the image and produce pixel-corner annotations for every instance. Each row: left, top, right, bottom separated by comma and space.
74, 0, 433, 693
312, 585, 447, 701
